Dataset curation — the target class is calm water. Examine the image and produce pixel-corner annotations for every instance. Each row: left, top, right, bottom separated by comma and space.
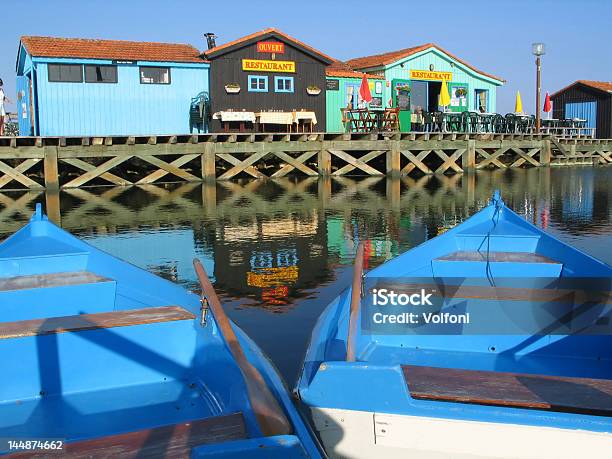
1, 167, 610, 384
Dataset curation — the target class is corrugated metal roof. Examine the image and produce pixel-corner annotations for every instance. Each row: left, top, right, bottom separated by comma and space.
20, 36, 207, 63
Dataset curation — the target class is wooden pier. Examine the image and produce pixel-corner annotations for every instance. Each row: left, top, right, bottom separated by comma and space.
0, 133, 610, 190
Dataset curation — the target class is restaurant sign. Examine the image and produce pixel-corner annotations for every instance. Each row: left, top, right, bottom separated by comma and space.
257, 41, 285, 54
242, 59, 295, 73
410, 70, 452, 81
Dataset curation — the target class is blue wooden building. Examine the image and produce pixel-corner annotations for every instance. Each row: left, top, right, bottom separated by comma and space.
16, 36, 210, 136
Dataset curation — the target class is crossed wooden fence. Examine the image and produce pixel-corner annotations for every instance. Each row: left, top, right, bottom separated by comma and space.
0, 133, 609, 190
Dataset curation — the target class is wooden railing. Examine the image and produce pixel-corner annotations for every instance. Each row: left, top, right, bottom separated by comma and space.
540, 126, 596, 139
0, 133, 610, 190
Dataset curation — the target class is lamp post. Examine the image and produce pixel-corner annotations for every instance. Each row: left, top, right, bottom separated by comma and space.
532, 43, 545, 133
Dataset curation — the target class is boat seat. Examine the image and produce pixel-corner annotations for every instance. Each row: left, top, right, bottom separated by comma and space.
402, 365, 612, 416
0, 306, 195, 340
5, 412, 247, 458
432, 250, 563, 277
0, 271, 117, 321
0, 271, 111, 292
436, 251, 558, 264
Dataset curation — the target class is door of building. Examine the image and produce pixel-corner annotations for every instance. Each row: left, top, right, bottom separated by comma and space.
565, 101, 597, 129
346, 83, 360, 109
427, 82, 442, 112
16, 75, 33, 136
410, 80, 428, 112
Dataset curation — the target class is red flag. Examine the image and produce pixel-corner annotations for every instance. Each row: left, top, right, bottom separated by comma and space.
543, 92, 552, 112
359, 74, 372, 104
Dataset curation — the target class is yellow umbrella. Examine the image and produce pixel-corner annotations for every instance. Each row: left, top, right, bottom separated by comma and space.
439, 79, 451, 107
515, 90, 523, 113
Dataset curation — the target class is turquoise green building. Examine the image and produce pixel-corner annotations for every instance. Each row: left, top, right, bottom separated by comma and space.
325, 62, 385, 132
325, 43, 504, 131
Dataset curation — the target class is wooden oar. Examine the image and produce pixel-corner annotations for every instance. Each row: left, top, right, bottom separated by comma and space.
346, 243, 365, 362
193, 259, 292, 437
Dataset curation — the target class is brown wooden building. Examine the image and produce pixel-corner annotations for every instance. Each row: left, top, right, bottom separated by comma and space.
551, 80, 612, 139
203, 28, 334, 132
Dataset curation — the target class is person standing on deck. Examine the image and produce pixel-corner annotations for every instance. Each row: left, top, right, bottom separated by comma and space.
0, 79, 11, 136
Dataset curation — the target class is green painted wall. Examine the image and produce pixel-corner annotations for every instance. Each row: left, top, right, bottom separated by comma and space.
360, 48, 503, 113
325, 76, 357, 132
325, 76, 385, 131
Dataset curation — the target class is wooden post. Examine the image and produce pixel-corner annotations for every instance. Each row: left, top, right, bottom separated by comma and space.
43, 145, 59, 190
386, 177, 400, 211
201, 143, 216, 182
462, 168, 476, 205
386, 142, 400, 178
318, 176, 331, 208
202, 181, 216, 217
45, 190, 61, 225
540, 139, 551, 166
462, 139, 476, 171
318, 148, 331, 176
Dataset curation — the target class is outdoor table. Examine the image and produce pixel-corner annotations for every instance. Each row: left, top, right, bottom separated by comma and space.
293, 111, 317, 132
213, 111, 256, 132
256, 111, 294, 132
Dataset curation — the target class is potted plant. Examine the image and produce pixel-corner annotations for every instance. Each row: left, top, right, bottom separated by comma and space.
225, 84, 240, 94
307, 85, 321, 95
455, 87, 467, 97
396, 84, 410, 95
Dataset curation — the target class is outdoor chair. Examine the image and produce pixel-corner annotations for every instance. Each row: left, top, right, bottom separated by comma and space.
381, 108, 400, 132
505, 114, 517, 133
478, 114, 492, 132
432, 112, 444, 132
466, 112, 479, 133
492, 114, 506, 133
423, 111, 434, 132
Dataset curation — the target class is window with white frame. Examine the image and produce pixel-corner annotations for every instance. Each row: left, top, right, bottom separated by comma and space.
140, 67, 171, 84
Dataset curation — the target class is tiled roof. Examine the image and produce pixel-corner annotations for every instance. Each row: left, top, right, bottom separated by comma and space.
552, 80, 612, 97
204, 28, 334, 64
346, 44, 432, 69
20, 36, 206, 63
346, 43, 505, 83
326, 61, 383, 79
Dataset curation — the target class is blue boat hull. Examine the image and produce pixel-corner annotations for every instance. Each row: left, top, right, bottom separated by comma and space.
0, 205, 321, 458
296, 192, 612, 458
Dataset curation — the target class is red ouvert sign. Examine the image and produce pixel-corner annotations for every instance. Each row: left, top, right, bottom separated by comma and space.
257, 41, 285, 54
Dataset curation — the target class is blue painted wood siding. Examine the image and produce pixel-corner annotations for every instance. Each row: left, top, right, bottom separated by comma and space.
16, 76, 32, 136
565, 101, 597, 128
33, 59, 209, 136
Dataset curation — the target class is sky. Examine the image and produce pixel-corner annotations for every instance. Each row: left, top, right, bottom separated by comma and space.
1, 0, 610, 114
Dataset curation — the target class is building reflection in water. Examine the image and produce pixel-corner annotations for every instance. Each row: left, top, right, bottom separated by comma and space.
0, 167, 610, 313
